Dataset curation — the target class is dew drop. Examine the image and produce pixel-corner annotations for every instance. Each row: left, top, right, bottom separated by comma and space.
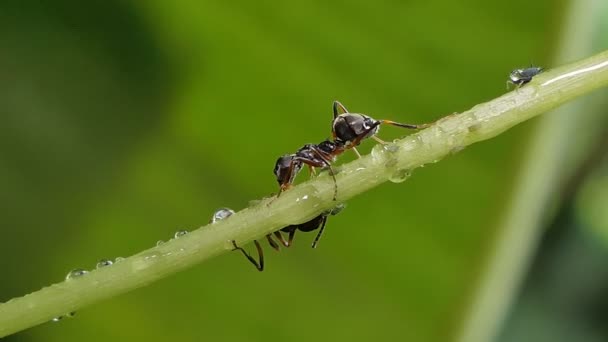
174, 230, 189, 238
52, 316, 63, 322
96, 259, 113, 269
210, 208, 235, 223
65, 269, 88, 280
115, 257, 125, 263
388, 169, 412, 183
156, 240, 165, 246
370, 144, 384, 160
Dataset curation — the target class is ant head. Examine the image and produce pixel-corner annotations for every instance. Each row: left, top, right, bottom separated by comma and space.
273, 154, 302, 186
328, 203, 346, 216
332, 101, 379, 145
332, 113, 380, 146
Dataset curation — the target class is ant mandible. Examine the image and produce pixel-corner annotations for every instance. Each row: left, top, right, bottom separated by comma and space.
331, 101, 429, 158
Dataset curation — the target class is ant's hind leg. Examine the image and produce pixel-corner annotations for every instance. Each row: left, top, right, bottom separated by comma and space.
231, 240, 264, 271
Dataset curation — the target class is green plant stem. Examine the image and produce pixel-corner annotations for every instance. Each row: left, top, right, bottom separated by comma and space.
2, 50, 608, 337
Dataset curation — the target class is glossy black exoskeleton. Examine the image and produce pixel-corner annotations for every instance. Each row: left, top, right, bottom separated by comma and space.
507, 67, 543, 88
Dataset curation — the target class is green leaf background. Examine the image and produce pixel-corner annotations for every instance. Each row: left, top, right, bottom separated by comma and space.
1, 0, 606, 341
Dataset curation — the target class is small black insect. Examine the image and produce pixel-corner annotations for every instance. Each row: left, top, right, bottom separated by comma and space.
507, 66, 543, 89
273, 139, 346, 200
331, 101, 429, 157
231, 204, 345, 271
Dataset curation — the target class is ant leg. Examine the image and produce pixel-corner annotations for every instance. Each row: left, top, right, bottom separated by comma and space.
372, 136, 388, 144
266, 234, 280, 251
311, 215, 329, 248
326, 165, 338, 201
287, 228, 296, 245
351, 147, 362, 159
231, 240, 264, 271
307, 165, 317, 177
273, 231, 290, 247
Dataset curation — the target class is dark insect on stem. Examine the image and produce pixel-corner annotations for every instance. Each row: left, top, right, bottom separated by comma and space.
507, 66, 544, 89
230, 204, 345, 271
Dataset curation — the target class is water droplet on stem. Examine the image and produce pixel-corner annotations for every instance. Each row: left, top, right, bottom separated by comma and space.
388, 169, 412, 183
96, 259, 113, 269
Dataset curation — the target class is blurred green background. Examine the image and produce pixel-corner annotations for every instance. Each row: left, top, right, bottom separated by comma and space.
1, 0, 607, 341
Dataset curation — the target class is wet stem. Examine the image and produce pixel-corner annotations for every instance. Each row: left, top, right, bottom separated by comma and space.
1, 50, 608, 337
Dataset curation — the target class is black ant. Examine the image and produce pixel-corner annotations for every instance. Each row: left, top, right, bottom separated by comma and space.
331, 101, 429, 158
507, 67, 543, 89
231, 204, 345, 271
278, 203, 344, 249
273, 139, 346, 200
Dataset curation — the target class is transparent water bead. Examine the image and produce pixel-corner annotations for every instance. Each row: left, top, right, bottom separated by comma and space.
65, 269, 88, 280
96, 259, 113, 269
388, 169, 412, 183
210, 208, 235, 223
174, 230, 189, 238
